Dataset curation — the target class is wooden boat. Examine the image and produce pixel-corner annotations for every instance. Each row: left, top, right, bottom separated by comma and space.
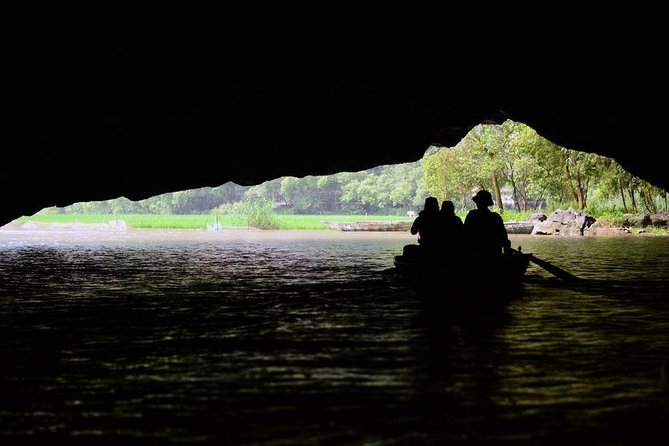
322, 220, 533, 233
392, 240, 577, 312
321, 221, 413, 231
392, 246, 532, 313
393, 244, 531, 296
503, 221, 536, 234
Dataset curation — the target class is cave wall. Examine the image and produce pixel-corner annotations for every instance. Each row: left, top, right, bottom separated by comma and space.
3, 33, 666, 226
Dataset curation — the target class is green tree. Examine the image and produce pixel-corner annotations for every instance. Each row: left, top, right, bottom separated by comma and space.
280, 176, 319, 213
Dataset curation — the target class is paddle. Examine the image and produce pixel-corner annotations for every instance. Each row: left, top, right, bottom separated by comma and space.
509, 247, 580, 281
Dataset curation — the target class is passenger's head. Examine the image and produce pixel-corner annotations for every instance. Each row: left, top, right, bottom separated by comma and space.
441, 200, 455, 214
472, 190, 494, 208
424, 196, 439, 212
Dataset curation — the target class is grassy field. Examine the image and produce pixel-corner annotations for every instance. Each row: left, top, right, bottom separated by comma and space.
13, 212, 668, 234
14, 214, 417, 230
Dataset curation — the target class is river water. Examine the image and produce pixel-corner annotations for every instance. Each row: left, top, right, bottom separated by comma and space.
1, 228, 668, 444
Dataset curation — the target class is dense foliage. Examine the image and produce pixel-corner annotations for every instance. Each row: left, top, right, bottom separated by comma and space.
423, 121, 666, 214
43, 120, 666, 218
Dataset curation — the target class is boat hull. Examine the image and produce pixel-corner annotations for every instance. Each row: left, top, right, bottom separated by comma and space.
393, 248, 531, 304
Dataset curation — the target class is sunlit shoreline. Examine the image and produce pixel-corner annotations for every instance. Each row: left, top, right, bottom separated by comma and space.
2, 220, 665, 245
0, 222, 421, 243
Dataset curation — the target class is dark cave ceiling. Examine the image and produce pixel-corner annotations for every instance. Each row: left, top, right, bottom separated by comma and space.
3, 29, 666, 226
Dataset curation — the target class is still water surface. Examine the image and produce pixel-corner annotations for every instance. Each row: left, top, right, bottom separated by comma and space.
1, 228, 668, 444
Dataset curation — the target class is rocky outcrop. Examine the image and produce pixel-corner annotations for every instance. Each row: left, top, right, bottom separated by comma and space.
532, 209, 596, 236
529, 213, 548, 224
583, 221, 632, 236
623, 212, 669, 228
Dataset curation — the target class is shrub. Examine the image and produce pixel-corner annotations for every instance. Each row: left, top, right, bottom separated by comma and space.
215, 198, 279, 229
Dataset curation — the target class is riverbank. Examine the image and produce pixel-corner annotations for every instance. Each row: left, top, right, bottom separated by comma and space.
8, 214, 415, 231
3, 219, 668, 237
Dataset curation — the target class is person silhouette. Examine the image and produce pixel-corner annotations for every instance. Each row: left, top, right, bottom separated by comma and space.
410, 197, 441, 251
463, 190, 510, 257
440, 200, 464, 252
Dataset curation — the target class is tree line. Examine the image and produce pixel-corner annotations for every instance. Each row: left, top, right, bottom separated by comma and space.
423, 120, 666, 214
51, 120, 666, 216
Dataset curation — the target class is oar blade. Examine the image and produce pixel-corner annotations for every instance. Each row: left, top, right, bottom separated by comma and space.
529, 254, 580, 281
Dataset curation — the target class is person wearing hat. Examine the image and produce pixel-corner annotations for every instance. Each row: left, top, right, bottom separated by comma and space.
464, 190, 510, 257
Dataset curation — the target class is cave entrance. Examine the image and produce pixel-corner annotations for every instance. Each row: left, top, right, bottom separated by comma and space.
5, 120, 668, 233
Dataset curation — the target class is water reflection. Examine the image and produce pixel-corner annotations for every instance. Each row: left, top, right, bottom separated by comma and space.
1, 229, 668, 443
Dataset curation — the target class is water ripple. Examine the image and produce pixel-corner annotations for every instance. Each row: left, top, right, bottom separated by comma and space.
1, 231, 668, 444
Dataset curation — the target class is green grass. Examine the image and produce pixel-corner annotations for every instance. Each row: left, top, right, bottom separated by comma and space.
274, 215, 414, 230
13, 212, 669, 234
14, 214, 215, 229
15, 213, 415, 230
